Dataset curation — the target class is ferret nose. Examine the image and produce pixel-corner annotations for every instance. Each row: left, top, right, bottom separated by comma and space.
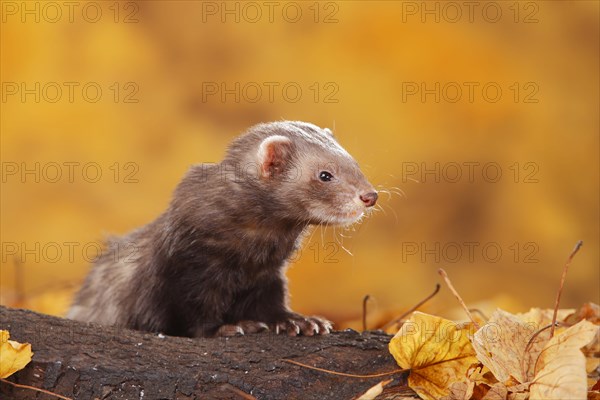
360, 191, 378, 207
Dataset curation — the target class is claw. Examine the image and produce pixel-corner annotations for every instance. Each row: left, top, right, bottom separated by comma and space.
215, 324, 244, 337
272, 314, 333, 336
288, 320, 300, 336
215, 321, 271, 337
313, 322, 320, 335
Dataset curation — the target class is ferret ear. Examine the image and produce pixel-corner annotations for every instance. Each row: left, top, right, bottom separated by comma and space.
257, 135, 293, 179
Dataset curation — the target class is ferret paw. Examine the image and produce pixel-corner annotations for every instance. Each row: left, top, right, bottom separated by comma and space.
215, 320, 270, 337
273, 314, 333, 337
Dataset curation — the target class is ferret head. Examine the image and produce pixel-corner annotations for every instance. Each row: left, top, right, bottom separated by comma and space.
225, 121, 378, 226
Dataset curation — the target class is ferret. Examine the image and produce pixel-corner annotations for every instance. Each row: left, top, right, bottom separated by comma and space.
67, 121, 378, 338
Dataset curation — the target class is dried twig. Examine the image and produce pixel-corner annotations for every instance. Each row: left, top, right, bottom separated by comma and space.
380, 284, 441, 331
438, 269, 479, 330
13, 257, 24, 305
362, 295, 371, 332
550, 240, 583, 337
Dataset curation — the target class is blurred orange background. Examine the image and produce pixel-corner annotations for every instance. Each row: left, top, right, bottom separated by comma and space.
1, 1, 598, 330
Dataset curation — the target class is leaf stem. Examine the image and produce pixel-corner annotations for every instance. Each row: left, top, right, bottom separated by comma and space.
282, 359, 406, 379
0, 379, 73, 400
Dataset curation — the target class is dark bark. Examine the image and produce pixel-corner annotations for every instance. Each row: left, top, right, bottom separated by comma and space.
0, 307, 413, 400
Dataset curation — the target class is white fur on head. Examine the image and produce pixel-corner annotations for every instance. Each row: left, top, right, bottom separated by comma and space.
257, 135, 293, 178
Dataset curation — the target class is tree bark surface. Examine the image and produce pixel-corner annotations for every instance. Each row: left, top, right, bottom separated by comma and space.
0, 306, 412, 400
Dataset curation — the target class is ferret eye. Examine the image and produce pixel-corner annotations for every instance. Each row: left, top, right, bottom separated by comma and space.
319, 171, 333, 182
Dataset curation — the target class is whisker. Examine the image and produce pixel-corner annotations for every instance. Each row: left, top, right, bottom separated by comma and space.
335, 227, 354, 257
382, 203, 398, 224
339, 242, 353, 257
376, 188, 394, 202
305, 224, 318, 246
372, 204, 386, 219
388, 186, 407, 198
376, 184, 407, 199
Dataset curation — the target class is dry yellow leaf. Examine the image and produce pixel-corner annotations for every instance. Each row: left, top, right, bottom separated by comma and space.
468, 364, 498, 386
588, 391, 600, 400
389, 312, 478, 400
506, 392, 528, 400
441, 381, 474, 400
566, 304, 600, 387
516, 307, 574, 327
442, 364, 497, 400
0, 330, 33, 378
472, 309, 550, 385
588, 356, 600, 374
355, 379, 392, 400
529, 320, 598, 399
564, 303, 600, 326
481, 382, 508, 400
584, 329, 600, 387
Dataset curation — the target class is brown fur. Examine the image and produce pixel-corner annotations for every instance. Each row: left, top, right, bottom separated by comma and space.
67, 121, 377, 337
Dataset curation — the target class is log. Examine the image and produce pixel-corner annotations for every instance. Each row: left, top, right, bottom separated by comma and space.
0, 306, 413, 399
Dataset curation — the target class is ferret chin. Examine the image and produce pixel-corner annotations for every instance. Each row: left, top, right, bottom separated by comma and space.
67, 121, 378, 338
